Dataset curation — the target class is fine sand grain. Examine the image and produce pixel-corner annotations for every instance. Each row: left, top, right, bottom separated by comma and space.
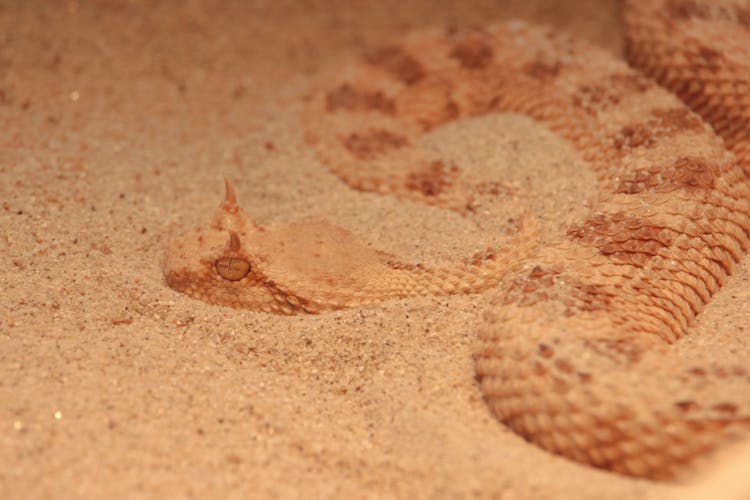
2, 1, 749, 498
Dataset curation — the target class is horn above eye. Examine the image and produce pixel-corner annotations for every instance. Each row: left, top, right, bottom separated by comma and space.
224, 178, 238, 205
228, 230, 241, 251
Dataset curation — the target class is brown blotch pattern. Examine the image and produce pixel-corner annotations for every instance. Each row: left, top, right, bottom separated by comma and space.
712, 402, 739, 415
613, 108, 705, 152
711, 366, 750, 379
538, 343, 555, 358
363, 45, 426, 85
666, 0, 750, 28
404, 160, 459, 197
583, 338, 644, 365
503, 266, 614, 315
574, 73, 656, 116
503, 265, 557, 306
610, 72, 655, 94
555, 359, 575, 374
341, 129, 410, 160
523, 60, 562, 82
384, 260, 425, 271
466, 247, 498, 266
568, 213, 674, 264
326, 84, 395, 114
652, 108, 705, 131
450, 36, 494, 69
698, 46, 725, 70
476, 180, 512, 197
738, 6, 750, 28
564, 282, 615, 314
296, 18, 750, 480
616, 156, 719, 195
666, 0, 712, 21
415, 97, 460, 132
572, 83, 622, 116
675, 400, 700, 412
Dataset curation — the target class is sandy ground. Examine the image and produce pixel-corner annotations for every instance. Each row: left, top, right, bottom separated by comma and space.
2, 0, 749, 498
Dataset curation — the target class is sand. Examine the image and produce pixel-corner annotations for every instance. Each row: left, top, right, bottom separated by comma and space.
1, 0, 748, 498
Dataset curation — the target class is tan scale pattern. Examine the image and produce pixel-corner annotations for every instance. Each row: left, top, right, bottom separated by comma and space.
163, 179, 538, 314
163, 0, 750, 481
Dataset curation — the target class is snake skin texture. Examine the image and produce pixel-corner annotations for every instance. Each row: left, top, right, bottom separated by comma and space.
163, 0, 750, 480
163, 179, 537, 313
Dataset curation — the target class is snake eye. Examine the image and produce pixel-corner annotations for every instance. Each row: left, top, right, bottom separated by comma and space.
215, 230, 250, 280
215, 257, 250, 281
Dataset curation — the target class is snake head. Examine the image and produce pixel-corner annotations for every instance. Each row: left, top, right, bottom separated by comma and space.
162, 180, 318, 314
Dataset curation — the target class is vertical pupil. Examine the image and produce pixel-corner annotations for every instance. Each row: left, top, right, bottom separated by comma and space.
215, 257, 250, 281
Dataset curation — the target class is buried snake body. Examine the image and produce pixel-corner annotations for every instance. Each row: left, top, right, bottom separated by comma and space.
163, 0, 750, 481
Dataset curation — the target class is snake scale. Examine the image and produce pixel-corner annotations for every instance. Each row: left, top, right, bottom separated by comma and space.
163, 0, 750, 480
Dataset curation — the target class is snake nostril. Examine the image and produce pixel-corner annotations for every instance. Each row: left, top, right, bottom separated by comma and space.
215, 257, 251, 281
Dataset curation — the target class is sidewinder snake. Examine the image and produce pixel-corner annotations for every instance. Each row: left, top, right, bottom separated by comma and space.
163, 0, 750, 480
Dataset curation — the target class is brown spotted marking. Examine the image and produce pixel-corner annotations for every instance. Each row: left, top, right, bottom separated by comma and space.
502, 265, 557, 307
583, 338, 644, 365
675, 400, 701, 412
410, 93, 460, 131
713, 402, 740, 415
298, 17, 750, 480
609, 72, 655, 95
572, 83, 622, 116
666, 0, 750, 27
384, 260, 425, 271
666, 0, 713, 21
665, 156, 721, 191
341, 129, 410, 160
698, 46, 725, 71
554, 359, 576, 374
652, 107, 706, 130
505, 268, 616, 317
466, 247, 498, 266
564, 282, 616, 314
738, 6, 750, 28
326, 84, 396, 114
523, 60, 562, 82
404, 160, 460, 197
538, 343, 555, 358
450, 34, 495, 69
363, 45, 426, 85
615, 156, 720, 194
475, 180, 513, 197
613, 108, 705, 152
567, 213, 675, 264
574, 73, 658, 116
